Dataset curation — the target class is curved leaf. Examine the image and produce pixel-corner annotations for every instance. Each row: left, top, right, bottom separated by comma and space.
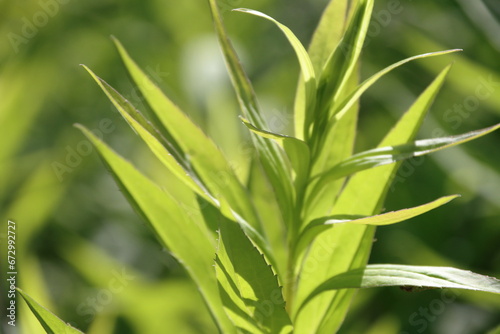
316, 195, 459, 226
234, 9, 315, 86
309, 123, 500, 203
329, 50, 461, 125
235, 8, 316, 131
299, 264, 500, 312
294, 195, 459, 264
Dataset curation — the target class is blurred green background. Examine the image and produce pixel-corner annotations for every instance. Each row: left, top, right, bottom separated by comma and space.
1, 0, 499, 333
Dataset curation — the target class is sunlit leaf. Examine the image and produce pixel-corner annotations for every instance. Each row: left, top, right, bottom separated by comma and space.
235, 8, 316, 137
216, 217, 293, 334
75, 125, 235, 333
299, 264, 500, 311
81, 65, 214, 205
328, 50, 461, 126
309, 123, 500, 199
294, 195, 458, 264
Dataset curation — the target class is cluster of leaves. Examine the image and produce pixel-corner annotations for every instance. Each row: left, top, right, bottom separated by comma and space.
20, 0, 500, 333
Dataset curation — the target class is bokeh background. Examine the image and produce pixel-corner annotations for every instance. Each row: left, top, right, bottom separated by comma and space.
1, 0, 499, 333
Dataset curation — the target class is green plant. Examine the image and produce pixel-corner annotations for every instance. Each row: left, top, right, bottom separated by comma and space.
21, 0, 500, 333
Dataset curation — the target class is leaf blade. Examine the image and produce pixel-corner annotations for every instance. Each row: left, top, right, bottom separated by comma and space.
81, 65, 213, 204
295, 195, 459, 264
234, 8, 316, 131
310, 122, 500, 194
216, 216, 293, 334
299, 264, 500, 310
329, 50, 461, 125
17, 288, 84, 334
310, 0, 373, 141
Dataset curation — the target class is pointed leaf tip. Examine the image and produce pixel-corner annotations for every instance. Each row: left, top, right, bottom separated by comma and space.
17, 288, 84, 334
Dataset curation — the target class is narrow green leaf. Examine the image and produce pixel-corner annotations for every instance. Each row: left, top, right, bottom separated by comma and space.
75, 125, 235, 334
17, 288, 84, 334
316, 195, 459, 226
81, 65, 214, 205
216, 218, 293, 334
299, 264, 500, 311
113, 38, 263, 232
310, 123, 500, 197
240, 117, 298, 144
79, 62, 176, 154
328, 50, 461, 126
295, 195, 458, 263
235, 8, 316, 130
233, 9, 315, 87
